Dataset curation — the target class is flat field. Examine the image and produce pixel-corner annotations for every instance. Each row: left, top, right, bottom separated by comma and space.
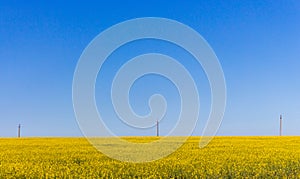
0, 137, 300, 178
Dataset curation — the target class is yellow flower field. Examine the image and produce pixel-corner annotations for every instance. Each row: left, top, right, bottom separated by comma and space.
0, 137, 300, 178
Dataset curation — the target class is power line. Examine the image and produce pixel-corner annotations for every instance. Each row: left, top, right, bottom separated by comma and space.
156, 120, 159, 137
18, 124, 21, 138
280, 115, 282, 136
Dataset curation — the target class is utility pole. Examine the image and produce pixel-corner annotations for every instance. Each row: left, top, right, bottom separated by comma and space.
156, 120, 159, 137
280, 115, 282, 136
18, 124, 21, 138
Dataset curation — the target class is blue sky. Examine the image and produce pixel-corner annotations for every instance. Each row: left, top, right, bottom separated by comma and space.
0, 1, 300, 137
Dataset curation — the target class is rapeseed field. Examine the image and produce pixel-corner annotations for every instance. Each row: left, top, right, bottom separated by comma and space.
0, 137, 299, 178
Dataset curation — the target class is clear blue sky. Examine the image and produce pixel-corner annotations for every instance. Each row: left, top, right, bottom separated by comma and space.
1, 1, 300, 137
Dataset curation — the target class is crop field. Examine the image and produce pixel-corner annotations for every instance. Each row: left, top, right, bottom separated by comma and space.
0, 137, 300, 178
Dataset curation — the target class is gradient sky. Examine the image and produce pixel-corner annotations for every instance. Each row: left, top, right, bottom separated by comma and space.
1, 1, 300, 137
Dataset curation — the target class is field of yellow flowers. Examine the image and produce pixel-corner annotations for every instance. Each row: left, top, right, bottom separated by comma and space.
0, 137, 300, 178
